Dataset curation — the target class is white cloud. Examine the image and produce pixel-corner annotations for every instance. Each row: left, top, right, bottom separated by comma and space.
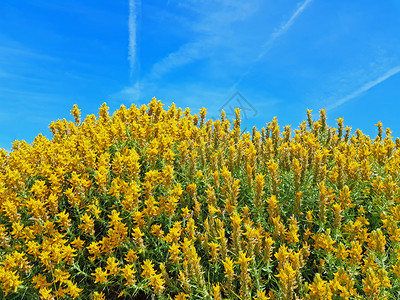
128, 0, 139, 80
115, 0, 313, 108
148, 41, 206, 79
231, 0, 313, 90
147, 1, 259, 80
269, 0, 313, 43
327, 66, 400, 110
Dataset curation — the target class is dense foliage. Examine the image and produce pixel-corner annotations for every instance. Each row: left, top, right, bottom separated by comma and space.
1, 98, 400, 299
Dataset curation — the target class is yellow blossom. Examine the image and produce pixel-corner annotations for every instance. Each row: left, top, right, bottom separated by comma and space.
91, 267, 108, 284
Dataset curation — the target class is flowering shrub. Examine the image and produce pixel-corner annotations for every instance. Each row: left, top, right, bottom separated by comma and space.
1, 98, 400, 299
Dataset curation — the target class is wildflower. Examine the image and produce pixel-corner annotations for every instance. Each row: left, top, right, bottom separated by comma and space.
392, 254, 400, 279
330, 268, 357, 298
312, 230, 336, 254
255, 290, 270, 299
151, 224, 164, 239
266, 195, 280, 223
132, 226, 145, 248
307, 273, 333, 300
236, 251, 252, 298
181, 206, 191, 219
164, 221, 182, 244
32, 273, 51, 290
208, 241, 220, 262
65, 280, 82, 299
106, 256, 120, 276
292, 158, 302, 191
93, 291, 106, 300
285, 216, 300, 244
11, 221, 24, 239
91, 267, 108, 284
39, 287, 54, 300
56, 210, 72, 231
78, 213, 95, 235
275, 263, 297, 300
185, 217, 197, 241
335, 242, 348, 260
254, 173, 266, 210
70, 104, 81, 124
211, 283, 222, 300
0, 268, 23, 296
367, 229, 386, 253
267, 159, 280, 195
178, 268, 191, 294
222, 256, 235, 294
175, 292, 189, 300
121, 264, 136, 286
263, 234, 275, 263
231, 211, 243, 253
348, 240, 363, 266
150, 273, 165, 294
71, 237, 85, 250
53, 268, 70, 284
169, 243, 181, 264
141, 259, 156, 279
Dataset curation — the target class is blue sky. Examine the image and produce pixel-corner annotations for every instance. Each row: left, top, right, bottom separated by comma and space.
1, 0, 400, 150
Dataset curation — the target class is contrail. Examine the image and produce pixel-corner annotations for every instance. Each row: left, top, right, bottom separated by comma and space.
128, 0, 137, 80
327, 66, 400, 111
270, 0, 312, 42
232, 0, 313, 90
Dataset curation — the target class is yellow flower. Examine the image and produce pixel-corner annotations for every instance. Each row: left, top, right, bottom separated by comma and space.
11, 221, 24, 239
362, 269, 381, 297
275, 263, 297, 299
78, 213, 95, 235
91, 267, 108, 284
56, 210, 72, 231
208, 241, 220, 262
164, 221, 182, 244
54, 287, 66, 298
39, 287, 54, 300
367, 229, 386, 253
348, 241, 363, 265
65, 280, 83, 299
150, 273, 165, 294
0, 268, 23, 297
312, 231, 336, 254
141, 259, 156, 279
169, 242, 181, 264
87, 241, 101, 261
285, 216, 300, 244
151, 224, 164, 238
71, 237, 85, 250
53, 268, 70, 284
165, 195, 179, 216
125, 248, 138, 263
334, 242, 348, 260
106, 256, 120, 276
236, 250, 252, 269
307, 273, 332, 300
274, 244, 290, 266
70, 104, 81, 124
211, 282, 221, 300
223, 256, 235, 278
175, 292, 189, 300
93, 291, 106, 300
122, 264, 137, 286
61, 244, 77, 265
32, 273, 51, 290
256, 290, 270, 300
230, 211, 243, 230
330, 268, 357, 298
